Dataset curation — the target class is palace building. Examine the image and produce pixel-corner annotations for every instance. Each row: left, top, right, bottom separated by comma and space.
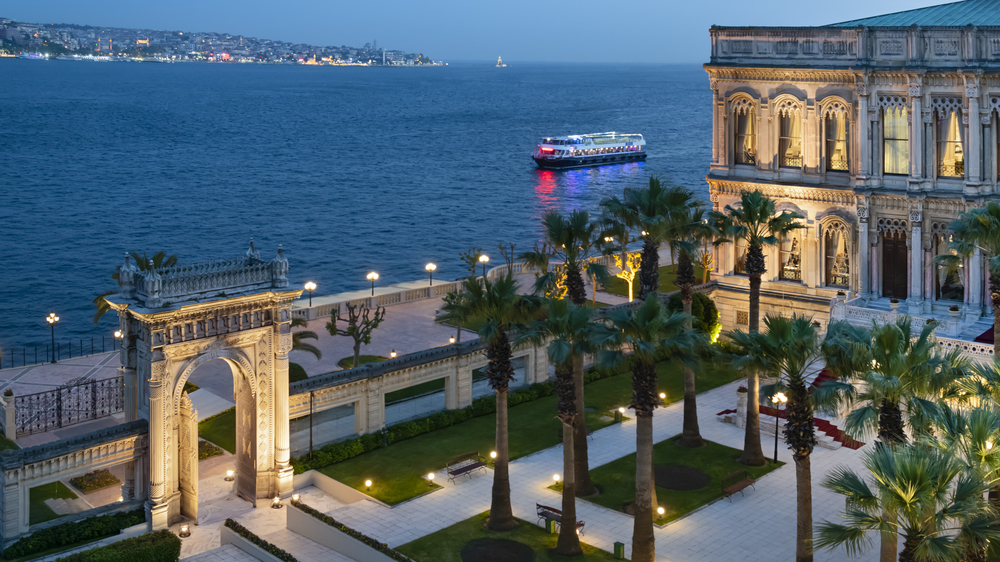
705, 0, 1000, 342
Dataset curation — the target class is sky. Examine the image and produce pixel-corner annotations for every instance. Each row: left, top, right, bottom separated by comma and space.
5, 0, 948, 64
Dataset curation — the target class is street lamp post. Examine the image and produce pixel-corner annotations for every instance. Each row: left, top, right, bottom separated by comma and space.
114, 330, 123, 351
425, 263, 436, 286
46, 313, 59, 364
772, 392, 787, 463
367, 272, 379, 296
304, 281, 316, 307
478, 254, 489, 278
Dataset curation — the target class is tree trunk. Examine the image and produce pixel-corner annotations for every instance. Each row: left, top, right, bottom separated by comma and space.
740, 244, 766, 466
352, 340, 361, 368
878, 400, 907, 446
992, 273, 1000, 357
638, 240, 660, 301
632, 413, 656, 562
879, 512, 898, 562
555, 421, 582, 555
488, 389, 517, 531
795, 454, 813, 562
572, 356, 595, 496
898, 533, 917, 562
566, 262, 586, 306
677, 251, 703, 448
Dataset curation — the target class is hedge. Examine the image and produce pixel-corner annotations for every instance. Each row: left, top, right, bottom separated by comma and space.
69, 470, 121, 494
291, 366, 625, 474
3, 509, 145, 559
666, 291, 721, 341
291, 500, 412, 561
198, 440, 224, 460
224, 519, 297, 562
53, 530, 180, 562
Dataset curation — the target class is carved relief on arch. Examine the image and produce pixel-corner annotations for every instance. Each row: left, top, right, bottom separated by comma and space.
730, 95, 756, 116
931, 96, 963, 117
877, 94, 908, 111
876, 217, 909, 236
821, 98, 851, 120
172, 348, 257, 416
773, 96, 802, 117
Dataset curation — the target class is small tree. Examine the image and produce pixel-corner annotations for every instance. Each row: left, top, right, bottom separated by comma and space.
614, 252, 642, 302
459, 248, 484, 278
326, 304, 386, 368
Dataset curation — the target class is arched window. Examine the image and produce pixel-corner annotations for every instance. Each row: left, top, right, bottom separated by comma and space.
733, 103, 756, 165
779, 235, 801, 281
883, 106, 909, 175
824, 224, 850, 287
934, 99, 964, 177
825, 111, 849, 171
776, 100, 802, 168
734, 237, 748, 275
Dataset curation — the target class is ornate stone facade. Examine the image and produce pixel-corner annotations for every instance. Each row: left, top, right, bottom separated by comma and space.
706, 23, 1000, 329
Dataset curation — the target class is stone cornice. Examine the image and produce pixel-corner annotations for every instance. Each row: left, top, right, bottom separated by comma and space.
707, 66, 856, 85
110, 290, 301, 324
708, 178, 858, 206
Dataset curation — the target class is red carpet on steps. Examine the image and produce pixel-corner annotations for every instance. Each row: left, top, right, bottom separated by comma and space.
715, 399, 864, 450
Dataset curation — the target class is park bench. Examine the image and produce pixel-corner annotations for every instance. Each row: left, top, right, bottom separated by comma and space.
721, 470, 756, 501
446, 452, 487, 484
536, 503, 585, 535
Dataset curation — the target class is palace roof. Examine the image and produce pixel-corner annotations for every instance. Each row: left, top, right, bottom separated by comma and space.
828, 0, 1000, 27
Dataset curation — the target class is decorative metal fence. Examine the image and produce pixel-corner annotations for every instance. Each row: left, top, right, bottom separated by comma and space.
15, 376, 125, 436
0, 336, 121, 370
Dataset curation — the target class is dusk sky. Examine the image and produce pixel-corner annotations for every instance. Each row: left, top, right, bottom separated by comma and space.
7, 0, 946, 64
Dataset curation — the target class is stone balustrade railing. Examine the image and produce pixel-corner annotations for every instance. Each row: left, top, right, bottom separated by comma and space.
709, 26, 1000, 68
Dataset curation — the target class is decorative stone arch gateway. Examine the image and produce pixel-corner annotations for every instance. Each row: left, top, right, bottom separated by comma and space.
105, 240, 300, 530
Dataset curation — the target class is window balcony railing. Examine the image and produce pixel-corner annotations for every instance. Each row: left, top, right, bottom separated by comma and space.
780, 156, 802, 168
828, 158, 848, 171
939, 161, 965, 177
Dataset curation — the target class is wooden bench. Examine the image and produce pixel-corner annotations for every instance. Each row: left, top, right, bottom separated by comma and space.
721, 470, 756, 501
446, 452, 487, 484
536, 503, 585, 535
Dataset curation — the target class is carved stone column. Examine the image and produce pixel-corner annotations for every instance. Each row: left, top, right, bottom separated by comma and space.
967, 84, 982, 184
146, 358, 169, 530
857, 81, 871, 179
910, 84, 923, 184
967, 246, 983, 322
909, 212, 923, 312
871, 232, 880, 298
711, 79, 721, 165
274, 327, 292, 494
858, 207, 870, 298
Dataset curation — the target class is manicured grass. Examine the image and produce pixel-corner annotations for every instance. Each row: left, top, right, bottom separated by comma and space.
198, 407, 235, 454
396, 511, 619, 562
319, 356, 740, 506
0, 436, 18, 452
602, 264, 706, 298
337, 355, 388, 369
182, 381, 200, 394
289, 362, 308, 383
386, 378, 445, 404
586, 435, 782, 525
29, 481, 77, 526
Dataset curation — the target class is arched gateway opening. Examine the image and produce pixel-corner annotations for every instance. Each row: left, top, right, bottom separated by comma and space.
105, 240, 300, 530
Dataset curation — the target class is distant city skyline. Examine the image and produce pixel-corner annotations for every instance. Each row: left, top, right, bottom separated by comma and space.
7, 0, 948, 63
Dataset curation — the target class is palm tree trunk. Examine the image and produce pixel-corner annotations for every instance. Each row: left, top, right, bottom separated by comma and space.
677, 251, 703, 448
632, 413, 655, 562
638, 240, 660, 301
488, 388, 517, 531
556, 421, 582, 555
565, 262, 587, 306
795, 454, 813, 562
879, 514, 899, 562
898, 533, 917, 562
991, 272, 1000, 357
878, 400, 907, 445
739, 371, 766, 466
572, 356, 595, 496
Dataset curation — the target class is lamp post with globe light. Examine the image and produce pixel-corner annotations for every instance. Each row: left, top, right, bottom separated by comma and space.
304, 281, 316, 307
772, 392, 788, 463
367, 272, 379, 296
478, 254, 489, 278
425, 263, 436, 286
114, 329, 123, 351
47, 313, 59, 363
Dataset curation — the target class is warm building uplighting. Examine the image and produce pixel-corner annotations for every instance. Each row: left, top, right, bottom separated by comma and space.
225, 469, 235, 482
271, 495, 283, 509
179, 524, 191, 538
292, 493, 300, 501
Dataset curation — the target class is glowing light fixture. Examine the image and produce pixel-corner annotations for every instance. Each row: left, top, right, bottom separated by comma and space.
425, 263, 437, 286
271, 495, 283, 509
304, 281, 317, 307
225, 470, 235, 482
179, 524, 191, 538
367, 272, 379, 295
365, 479, 373, 491
46, 312, 60, 364
657, 507, 665, 516
449, 336, 456, 344
988, 441, 994, 451
292, 493, 300, 501
553, 474, 560, 482
479, 254, 489, 277
490, 451, 497, 459
428, 472, 435, 487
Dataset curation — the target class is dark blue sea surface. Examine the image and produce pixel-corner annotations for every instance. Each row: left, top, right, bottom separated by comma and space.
0, 61, 709, 350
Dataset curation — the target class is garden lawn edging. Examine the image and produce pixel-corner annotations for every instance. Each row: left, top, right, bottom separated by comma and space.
288, 501, 412, 562
222, 519, 297, 562
3, 508, 145, 560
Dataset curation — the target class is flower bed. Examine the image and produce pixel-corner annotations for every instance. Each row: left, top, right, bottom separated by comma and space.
198, 440, 224, 460
69, 470, 121, 494
223, 519, 297, 562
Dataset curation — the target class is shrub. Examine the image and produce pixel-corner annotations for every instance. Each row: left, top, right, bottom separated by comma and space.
70, 470, 121, 494
291, 501, 412, 561
3, 389, 12, 397
3, 509, 145, 559
198, 440, 224, 460
716, 339, 749, 357
666, 292, 721, 341
224, 519, 297, 562
52, 530, 180, 562
289, 362, 309, 384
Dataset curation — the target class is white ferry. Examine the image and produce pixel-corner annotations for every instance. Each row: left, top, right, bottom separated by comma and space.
533, 132, 646, 170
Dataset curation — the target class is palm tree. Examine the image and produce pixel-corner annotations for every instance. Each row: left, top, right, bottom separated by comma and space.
591, 296, 701, 562
601, 177, 692, 300
290, 317, 321, 359
439, 272, 537, 531
517, 299, 593, 555
713, 190, 803, 466
937, 201, 1000, 355
520, 209, 609, 497
662, 191, 715, 448
815, 444, 999, 562
729, 314, 823, 562
92, 251, 178, 323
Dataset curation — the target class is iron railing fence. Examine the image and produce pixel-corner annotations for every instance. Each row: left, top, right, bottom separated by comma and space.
14, 376, 125, 436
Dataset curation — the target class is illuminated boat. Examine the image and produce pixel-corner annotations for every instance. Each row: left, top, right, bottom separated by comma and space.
533, 132, 646, 170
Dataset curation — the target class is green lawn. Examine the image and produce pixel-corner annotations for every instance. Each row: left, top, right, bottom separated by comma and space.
586, 435, 781, 525
396, 511, 619, 562
29, 481, 78, 526
0, 436, 18, 452
319, 356, 741, 506
337, 355, 388, 369
602, 264, 706, 298
198, 408, 236, 454
289, 362, 309, 383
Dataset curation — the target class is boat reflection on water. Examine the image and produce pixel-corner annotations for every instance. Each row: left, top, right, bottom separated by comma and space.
533, 161, 646, 213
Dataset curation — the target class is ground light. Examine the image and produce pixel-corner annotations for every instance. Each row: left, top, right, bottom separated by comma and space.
659, 392, 666, 405
427, 473, 435, 487
179, 524, 191, 538
271, 496, 283, 509
615, 407, 625, 423
292, 493, 300, 501
490, 451, 497, 460
553, 474, 560, 483
657, 507, 665, 517
225, 470, 235, 482
365, 479, 372, 491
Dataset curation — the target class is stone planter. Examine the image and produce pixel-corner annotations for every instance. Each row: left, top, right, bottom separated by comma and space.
837, 293, 847, 303
889, 301, 900, 312
949, 309, 961, 320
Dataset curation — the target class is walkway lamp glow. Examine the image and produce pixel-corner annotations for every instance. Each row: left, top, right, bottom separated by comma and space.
292, 493, 300, 501
659, 392, 666, 405
367, 272, 379, 296
46, 313, 59, 364
304, 281, 317, 307
427, 472, 435, 487
478, 254, 489, 277
390, 349, 397, 359
179, 524, 191, 538
271, 495, 283, 509
490, 451, 497, 460
553, 474, 560, 483
771, 392, 788, 463
657, 507, 665, 517
365, 479, 372, 491
425, 263, 437, 286
225, 469, 235, 482
615, 407, 624, 423
449, 336, 456, 345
